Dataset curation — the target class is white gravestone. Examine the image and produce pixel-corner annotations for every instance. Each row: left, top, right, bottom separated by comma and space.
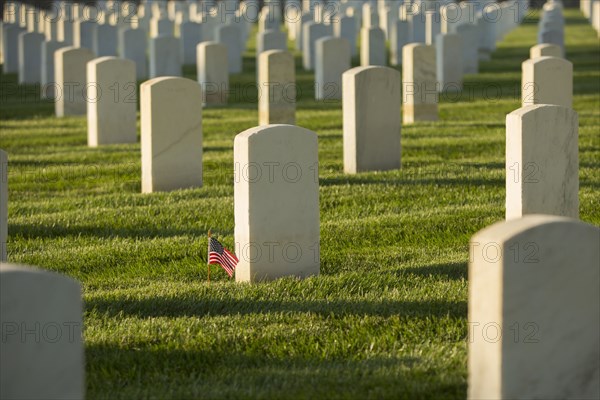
216, 24, 243, 74
390, 20, 409, 66
149, 35, 182, 78
302, 22, 332, 70
468, 215, 599, 400
119, 27, 148, 80
150, 16, 174, 37
506, 104, 578, 219
73, 20, 96, 50
360, 27, 386, 66
54, 46, 94, 117
17, 31, 44, 84
179, 20, 202, 65
425, 10, 441, 45
256, 29, 287, 56
87, 57, 137, 147
2, 24, 26, 73
334, 15, 357, 57
93, 23, 118, 57
141, 77, 203, 193
41, 40, 64, 99
529, 43, 562, 59
343, 66, 401, 174
436, 33, 463, 93
197, 41, 229, 106
402, 43, 438, 123
456, 23, 479, 74
234, 124, 320, 282
522, 56, 572, 109
0, 263, 84, 400
315, 36, 350, 101
258, 50, 296, 125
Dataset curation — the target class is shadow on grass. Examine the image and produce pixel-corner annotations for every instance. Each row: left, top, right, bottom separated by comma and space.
86, 296, 467, 319
85, 345, 466, 399
396, 262, 467, 282
10, 222, 222, 241
319, 175, 504, 188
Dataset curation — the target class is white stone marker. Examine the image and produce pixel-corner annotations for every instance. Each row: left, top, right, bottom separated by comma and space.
41, 40, 64, 99
87, 57, 137, 147
197, 42, 229, 106
360, 27, 386, 66
530, 43, 562, 59
3, 24, 26, 73
390, 20, 409, 66
256, 29, 287, 56
258, 7, 280, 32
73, 20, 96, 50
468, 215, 599, 400
333, 15, 357, 57
425, 10, 441, 45
456, 23, 479, 74
179, 20, 202, 65
343, 66, 401, 174
0, 263, 84, 400
506, 104, 578, 219
216, 24, 242, 74
92, 23, 118, 57
294, 12, 312, 50
410, 7, 427, 43
362, 2, 379, 28
150, 16, 174, 37
17, 31, 44, 84
0, 149, 6, 261
57, 15, 74, 45
234, 124, 320, 282
315, 36, 350, 101
522, 56, 572, 108
119, 27, 148, 80
54, 47, 94, 117
436, 33, 463, 93
149, 36, 182, 78
302, 22, 332, 70
141, 77, 202, 193
402, 43, 438, 123
258, 50, 295, 125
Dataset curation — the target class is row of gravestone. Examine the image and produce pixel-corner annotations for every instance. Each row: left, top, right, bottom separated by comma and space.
538, 0, 565, 55
1, 0, 528, 83
581, 0, 600, 36
0, 0, 533, 112
0, 37, 577, 266
0, 21, 245, 82
1, 199, 597, 400
1, 5, 598, 400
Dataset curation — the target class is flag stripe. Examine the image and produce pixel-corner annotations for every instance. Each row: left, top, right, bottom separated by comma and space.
208, 236, 239, 278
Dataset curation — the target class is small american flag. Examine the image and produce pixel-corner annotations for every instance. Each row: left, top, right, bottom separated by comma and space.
208, 236, 239, 278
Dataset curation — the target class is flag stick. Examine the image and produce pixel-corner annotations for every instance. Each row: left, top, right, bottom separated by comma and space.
207, 229, 211, 283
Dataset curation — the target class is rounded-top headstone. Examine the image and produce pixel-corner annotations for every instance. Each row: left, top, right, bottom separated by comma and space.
522, 56, 572, 108
141, 77, 203, 193
54, 46, 95, 117
87, 56, 137, 147
234, 124, 319, 282
506, 104, 578, 219
0, 263, 84, 400
530, 43, 562, 59
343, 66, 401, 173
468, 215, 599, 399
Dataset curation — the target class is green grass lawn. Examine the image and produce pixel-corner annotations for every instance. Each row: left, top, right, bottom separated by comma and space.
1, 8, 599, 399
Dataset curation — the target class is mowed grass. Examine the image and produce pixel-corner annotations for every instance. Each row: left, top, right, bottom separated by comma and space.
1, 8, 599, 399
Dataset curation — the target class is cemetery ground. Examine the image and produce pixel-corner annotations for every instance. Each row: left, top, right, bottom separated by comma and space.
1, 8, 599, 400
